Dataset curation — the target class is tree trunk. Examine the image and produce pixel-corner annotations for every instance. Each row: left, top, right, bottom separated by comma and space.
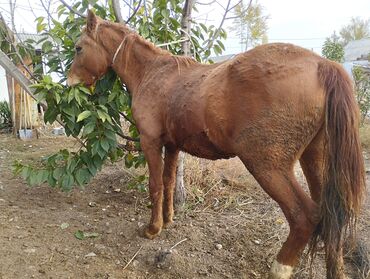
112, 0, 124, 24
174, 0, 195, 211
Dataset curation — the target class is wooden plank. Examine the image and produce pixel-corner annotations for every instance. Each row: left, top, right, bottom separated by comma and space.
0, 49, 36, 100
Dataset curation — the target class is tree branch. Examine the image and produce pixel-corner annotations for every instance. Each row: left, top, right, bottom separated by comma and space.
196, 0, 217, 5
59, 0, 85, 18
117, 131, 140, 142
117, 143, 141, 152
119, 111, 135, 126
122, 0, 134, 10
203, 0, 247, 51
125, 0, 143, 24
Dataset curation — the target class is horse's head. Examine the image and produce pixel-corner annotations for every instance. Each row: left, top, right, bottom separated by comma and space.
67, 11, 111, 86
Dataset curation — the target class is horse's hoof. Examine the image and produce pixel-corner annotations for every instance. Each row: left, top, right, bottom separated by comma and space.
163, 220, 173, 229
269, 260, 293, 279
143, 225, 162, 239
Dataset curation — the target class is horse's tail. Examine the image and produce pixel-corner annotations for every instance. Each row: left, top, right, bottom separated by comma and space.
310, 60, 366, 278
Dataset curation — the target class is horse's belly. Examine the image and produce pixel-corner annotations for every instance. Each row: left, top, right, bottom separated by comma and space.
178, 131, 234, 160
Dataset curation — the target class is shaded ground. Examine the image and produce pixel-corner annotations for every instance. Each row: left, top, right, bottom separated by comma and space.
0, 134, 368, 279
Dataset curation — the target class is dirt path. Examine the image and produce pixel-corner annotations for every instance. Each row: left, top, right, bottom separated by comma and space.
0, 134, 368, 279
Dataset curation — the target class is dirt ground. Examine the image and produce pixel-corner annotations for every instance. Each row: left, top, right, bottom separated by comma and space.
0, 133, 368, 279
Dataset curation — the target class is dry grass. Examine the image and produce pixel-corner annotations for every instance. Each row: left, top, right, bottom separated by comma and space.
183, 155, 262, 213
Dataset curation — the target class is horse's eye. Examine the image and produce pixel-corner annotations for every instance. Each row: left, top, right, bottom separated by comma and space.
75, 46, 82, 53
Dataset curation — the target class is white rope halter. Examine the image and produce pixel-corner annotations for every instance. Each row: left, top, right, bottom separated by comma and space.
112, 38, 127, 65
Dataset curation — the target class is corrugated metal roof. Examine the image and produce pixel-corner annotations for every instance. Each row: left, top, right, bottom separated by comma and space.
210, 54, 236, 63
344, 38, 370, 62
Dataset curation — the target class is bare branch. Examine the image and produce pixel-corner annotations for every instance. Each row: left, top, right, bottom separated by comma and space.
27, 0, 39, 18
117, 130, 140, 142
118, 143, 141, 152
59, 0, 85, 18
122, 0, 134, 10
9, 0, 16, 32
40, 0, 53, 30
203, 0, 246, 52
119, 111, 135, 126
196, 0, 217, 5
228, 0, 245, 13
125, 0, 143, 24
203, 0, 231, 51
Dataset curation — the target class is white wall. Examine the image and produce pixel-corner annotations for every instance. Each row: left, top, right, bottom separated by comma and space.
0, 66, 9, 102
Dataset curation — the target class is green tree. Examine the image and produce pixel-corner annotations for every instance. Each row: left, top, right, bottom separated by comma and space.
339, 17, 370, 45
322, 32, 344, 62
353, 66, 370, 123
230, 0, 269, 51
1, 0, 228, 191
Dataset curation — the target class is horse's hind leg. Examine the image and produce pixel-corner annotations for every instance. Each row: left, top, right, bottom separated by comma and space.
300, 131, 350, 279
299, 129, 325, 203
241, 160, 319, 279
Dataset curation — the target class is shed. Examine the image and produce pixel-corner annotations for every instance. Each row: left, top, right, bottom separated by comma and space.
2, 33, 46, 137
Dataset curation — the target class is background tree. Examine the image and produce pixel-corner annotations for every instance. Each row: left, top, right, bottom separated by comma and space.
229, 0, 269, 51
353, 66, 370, 123
322, 32, 344, 62
339, 17, 370, 45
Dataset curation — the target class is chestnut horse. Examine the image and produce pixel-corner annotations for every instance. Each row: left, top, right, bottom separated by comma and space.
68, 11, 365, 279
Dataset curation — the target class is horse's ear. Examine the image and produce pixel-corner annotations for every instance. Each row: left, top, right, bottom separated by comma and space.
87, 10, 98, 35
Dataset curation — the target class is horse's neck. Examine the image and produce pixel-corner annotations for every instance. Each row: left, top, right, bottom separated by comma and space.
111, 36, 165, 93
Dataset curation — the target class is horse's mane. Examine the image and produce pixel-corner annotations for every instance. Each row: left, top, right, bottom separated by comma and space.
97, 21, 198, 69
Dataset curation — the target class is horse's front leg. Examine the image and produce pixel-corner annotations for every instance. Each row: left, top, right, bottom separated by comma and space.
141, 138, 164, 239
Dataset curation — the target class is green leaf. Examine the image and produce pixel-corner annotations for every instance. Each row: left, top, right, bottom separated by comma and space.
75, 168, 91, 186
37, 22, 47, 33
79, 87, 91, 95
77, 111, 91, 122
82, 121, 96, 136
91, 141, 100, 156
97, 110, 106, 122
100, 138, 110, 152
214, 45, 222, 55
105, 130, 117, 142
20, 167, 31, 180
61, 173, 74, 191
47, 173, 57, 187
74, 230, 85, 240
35, 169, 49, 185
55, 93, 61, 104
74, 230, 99, 240
68, 88, 75, 103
